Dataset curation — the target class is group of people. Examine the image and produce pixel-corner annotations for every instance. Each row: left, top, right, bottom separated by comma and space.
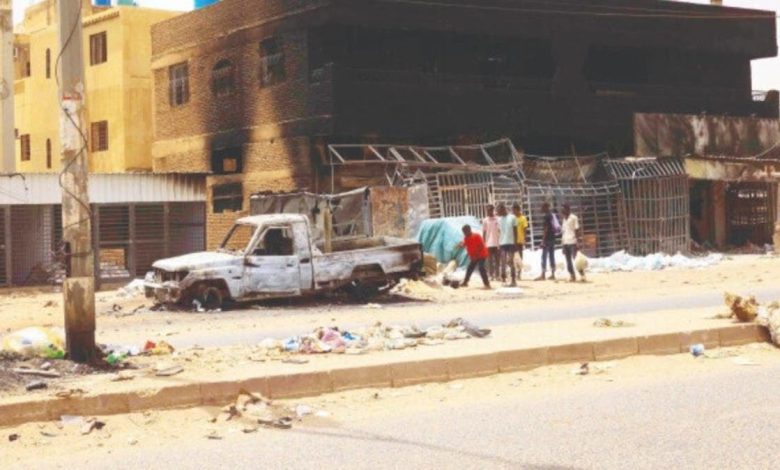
460, 202, 582, 289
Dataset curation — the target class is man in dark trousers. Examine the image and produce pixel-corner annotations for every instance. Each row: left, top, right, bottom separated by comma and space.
535, 202, 557, 281
459, 225, 492, 289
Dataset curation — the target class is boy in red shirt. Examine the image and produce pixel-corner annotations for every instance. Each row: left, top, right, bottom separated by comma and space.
459, 225, 492, 289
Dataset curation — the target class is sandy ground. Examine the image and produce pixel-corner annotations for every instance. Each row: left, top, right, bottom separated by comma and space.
0, 254, 778, 346
3, 342, 778, 467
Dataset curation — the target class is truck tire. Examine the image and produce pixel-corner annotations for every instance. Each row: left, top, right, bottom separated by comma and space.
193, 284, 224, 311
346, 281, 380, 302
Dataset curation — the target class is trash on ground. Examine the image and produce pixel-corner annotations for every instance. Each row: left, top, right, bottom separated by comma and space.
80, 418, 106, 435
724, 292, 759, 322
12, 368, 61, 378
496, 287, 523, 296
573, 363, 590, 375
109, 370, 135, 382
8, 433, 19, 442
756, 300, 780, 346
25, 380, 47, 391
593, 318, 635, 328
363, 303, 382, 309
154, 364, 184, 377
1, 327, 65, 358
295, 404, 313, 418
690, 343, 705, 357
731, 357, 761, 366
116, 279, 145, 298
145, 340, 175, 356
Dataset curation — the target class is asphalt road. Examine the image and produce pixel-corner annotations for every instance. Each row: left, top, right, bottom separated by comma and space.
28, 361, 780, 469
117, 285, 780, 349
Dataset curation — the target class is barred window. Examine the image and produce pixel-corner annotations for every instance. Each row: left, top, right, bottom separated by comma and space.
259, 38, 285, 87
169, 62, 190, 106
89, 32, 107, 66
20, 134, 31, 161
91, 121, 109, 152
211, 59, 235, 97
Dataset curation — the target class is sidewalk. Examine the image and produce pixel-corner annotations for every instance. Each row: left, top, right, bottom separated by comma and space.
0, 308, 770, 427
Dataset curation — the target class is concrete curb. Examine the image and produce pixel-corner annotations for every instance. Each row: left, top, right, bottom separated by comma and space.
0, 323, 770, 428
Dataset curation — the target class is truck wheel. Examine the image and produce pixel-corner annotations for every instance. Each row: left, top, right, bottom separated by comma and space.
347, 281, 380, 302
199, 286, 224, 311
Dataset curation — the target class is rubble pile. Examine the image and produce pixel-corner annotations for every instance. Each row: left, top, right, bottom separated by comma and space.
255, 318, 491, 357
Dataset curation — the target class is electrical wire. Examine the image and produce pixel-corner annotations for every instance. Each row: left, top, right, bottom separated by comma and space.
375, 0, 780, 20
53, 0, 93, 261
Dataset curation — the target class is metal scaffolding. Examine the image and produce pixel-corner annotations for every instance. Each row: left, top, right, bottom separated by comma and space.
604, 158, 690, 255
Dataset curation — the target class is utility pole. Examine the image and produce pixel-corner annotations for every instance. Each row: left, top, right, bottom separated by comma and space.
58, 0, 96, 363
0, 0, 14, 173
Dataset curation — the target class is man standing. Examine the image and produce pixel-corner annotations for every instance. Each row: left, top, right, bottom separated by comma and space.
535, 202, 556, 281
482, 204, 500, 281
497, 203, 517, 287
512, 203, 528, 280
561, 203, 581, 282
460, 225, 491, 289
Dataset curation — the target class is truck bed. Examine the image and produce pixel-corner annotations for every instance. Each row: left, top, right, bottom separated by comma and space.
312, 237, 422, 287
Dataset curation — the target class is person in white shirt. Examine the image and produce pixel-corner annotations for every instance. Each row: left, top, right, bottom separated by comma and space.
560, 204, 581, 282
481, 204, 501, 281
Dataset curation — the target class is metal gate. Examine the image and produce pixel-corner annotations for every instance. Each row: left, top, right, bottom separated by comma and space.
427, 172, 527, 221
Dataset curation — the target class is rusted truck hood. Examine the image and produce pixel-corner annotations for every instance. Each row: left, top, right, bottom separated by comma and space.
152, 252, 241, 272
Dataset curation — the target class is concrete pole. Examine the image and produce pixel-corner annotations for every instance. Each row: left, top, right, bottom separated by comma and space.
0, 0, 14, 173
58, 0, 96, 363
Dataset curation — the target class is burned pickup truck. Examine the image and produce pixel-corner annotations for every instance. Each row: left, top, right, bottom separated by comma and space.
144, 214, 423, 309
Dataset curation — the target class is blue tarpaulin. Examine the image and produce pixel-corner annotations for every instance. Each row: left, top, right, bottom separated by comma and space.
416, 216, 481, 267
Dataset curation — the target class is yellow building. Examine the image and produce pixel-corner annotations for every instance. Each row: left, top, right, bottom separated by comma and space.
13, 1, 179, 173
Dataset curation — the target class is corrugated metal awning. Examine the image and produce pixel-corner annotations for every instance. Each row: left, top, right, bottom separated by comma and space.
0, 173, 207, 205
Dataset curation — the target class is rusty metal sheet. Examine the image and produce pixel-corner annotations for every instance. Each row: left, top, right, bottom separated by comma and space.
635, 113, 780, 159
685, 158, 780, 182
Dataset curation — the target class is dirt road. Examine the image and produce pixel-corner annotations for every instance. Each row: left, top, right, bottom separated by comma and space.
1, 255, 777, 350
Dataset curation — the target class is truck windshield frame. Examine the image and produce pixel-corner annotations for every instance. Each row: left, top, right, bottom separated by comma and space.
219, 223, 257, 254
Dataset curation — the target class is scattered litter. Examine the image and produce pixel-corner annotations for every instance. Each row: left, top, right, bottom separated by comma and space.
756, 300, 780, 346
80, 418, 106, 435
144, 340, 175, 356
690, 344, 705, 357
242, 425, 259, 433
109, 370, 135, 382
363, 303, 382, 309
40, 362, 52, 371
12, 368, 61, 378
8, 433, 19, 442
449, 383, 464, 390
496, 287, 523, 297
315, 410, 331, 418
205, 430, 223, 440
1, 327, 65, 358
116, 279, 145, 298
259, 417, 293, 430
295, 405, 313, 418
281, 357, 309, 365
60, 415, 85, 427
731, 357, 761, 366
574, 363, 590, 375
128, 437, 138, 446
587, 250, 723, 273
25, 380, 47, 391
55, 389, 85, 399
724, 292, 759, 322
593, 318, 635, 328
155, 364, 184, 377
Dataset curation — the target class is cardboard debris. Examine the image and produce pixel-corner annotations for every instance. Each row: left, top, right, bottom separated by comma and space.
724, 292, 759, 322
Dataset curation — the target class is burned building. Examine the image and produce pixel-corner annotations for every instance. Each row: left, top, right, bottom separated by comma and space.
150, 0, 778, 247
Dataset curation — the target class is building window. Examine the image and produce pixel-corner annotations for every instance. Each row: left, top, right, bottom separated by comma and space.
213, 183, 243, 213
46, 139, 52, 169
211, 147, 243, 174
169, 62, 190, 106
91, 121, 109, 152
259, 38, 285, 87
89, 32, 107, 66
211, 59, 235, 97
45, 49, 51, 79
24, 61, 31, 78
20, 134, 31, 161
